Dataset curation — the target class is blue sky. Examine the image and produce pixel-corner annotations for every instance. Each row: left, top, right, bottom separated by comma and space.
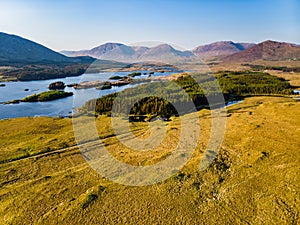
0, 0, 299, 51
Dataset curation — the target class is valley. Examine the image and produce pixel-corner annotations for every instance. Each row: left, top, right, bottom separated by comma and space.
0, 30, 300, 225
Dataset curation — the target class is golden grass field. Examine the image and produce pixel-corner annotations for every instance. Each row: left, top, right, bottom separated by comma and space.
1, 94, 299, 224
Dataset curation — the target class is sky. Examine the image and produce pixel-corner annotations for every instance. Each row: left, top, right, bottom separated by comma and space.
0, 0, 299, 51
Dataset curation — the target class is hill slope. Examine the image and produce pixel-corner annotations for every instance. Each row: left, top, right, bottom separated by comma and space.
0, 33, 131, 81
61, 43, 125, 59
223, 40, 300, 62
138, 44, 194, 60
0, 32, 75, 63
192, 41, 255, 58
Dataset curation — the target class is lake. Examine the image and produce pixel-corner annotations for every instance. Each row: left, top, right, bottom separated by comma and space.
0, 71, 175, 119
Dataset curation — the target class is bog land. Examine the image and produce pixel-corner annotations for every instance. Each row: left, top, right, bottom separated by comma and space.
0, 94, 299, 224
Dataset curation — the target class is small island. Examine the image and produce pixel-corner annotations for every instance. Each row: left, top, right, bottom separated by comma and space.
109, 75, 123, 80
21, 90, 73, 102
127, 72, 142, 77
96, 82, 112, 90
48, 81, 66, 90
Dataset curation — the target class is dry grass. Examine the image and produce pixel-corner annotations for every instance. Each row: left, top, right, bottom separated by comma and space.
0, 95, 299, 224
267, 70, 300, 88
0, 117, 76, 163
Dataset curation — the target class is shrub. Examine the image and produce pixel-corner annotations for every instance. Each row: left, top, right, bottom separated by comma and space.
81, 194, 98, 209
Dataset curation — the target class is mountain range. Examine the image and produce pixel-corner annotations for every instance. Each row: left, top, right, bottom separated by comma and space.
62, 40, 300, 62
1, 32, 300, 65
61, 41, 257, 61
61, 43, 195, 61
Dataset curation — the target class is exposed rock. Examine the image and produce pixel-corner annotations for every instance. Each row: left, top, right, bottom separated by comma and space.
66, 83, 78, 88
49, 81, 66, 90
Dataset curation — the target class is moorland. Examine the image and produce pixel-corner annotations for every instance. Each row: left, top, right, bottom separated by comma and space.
1, 32, 300, 224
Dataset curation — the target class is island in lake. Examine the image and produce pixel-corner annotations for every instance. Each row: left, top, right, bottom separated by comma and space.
3, 90, 73, 104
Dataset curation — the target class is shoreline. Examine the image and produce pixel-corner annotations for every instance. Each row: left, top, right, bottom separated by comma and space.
1, 95, 297, 121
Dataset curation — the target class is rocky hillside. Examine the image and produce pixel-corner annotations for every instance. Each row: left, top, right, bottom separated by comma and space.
192, 41, 255, 58
223, 40, 300, 62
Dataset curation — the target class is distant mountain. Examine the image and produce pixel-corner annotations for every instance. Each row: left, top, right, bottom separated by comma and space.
0, 32, 92, 64
223, 40, 300, 62
61, 43, 195, 62
3, 32, 299, 66
61, 43, 124, 58
100, 44, 139, 61
192, 41, 256, 58
139, 44, 194, 60
238, 43, 257, 49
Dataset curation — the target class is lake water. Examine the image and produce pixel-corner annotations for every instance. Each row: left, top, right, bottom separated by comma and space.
0, 71, 175, 119
293, 89, 300, 94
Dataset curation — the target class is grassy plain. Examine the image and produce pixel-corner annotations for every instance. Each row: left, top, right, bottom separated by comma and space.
0, 94, 299, 224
